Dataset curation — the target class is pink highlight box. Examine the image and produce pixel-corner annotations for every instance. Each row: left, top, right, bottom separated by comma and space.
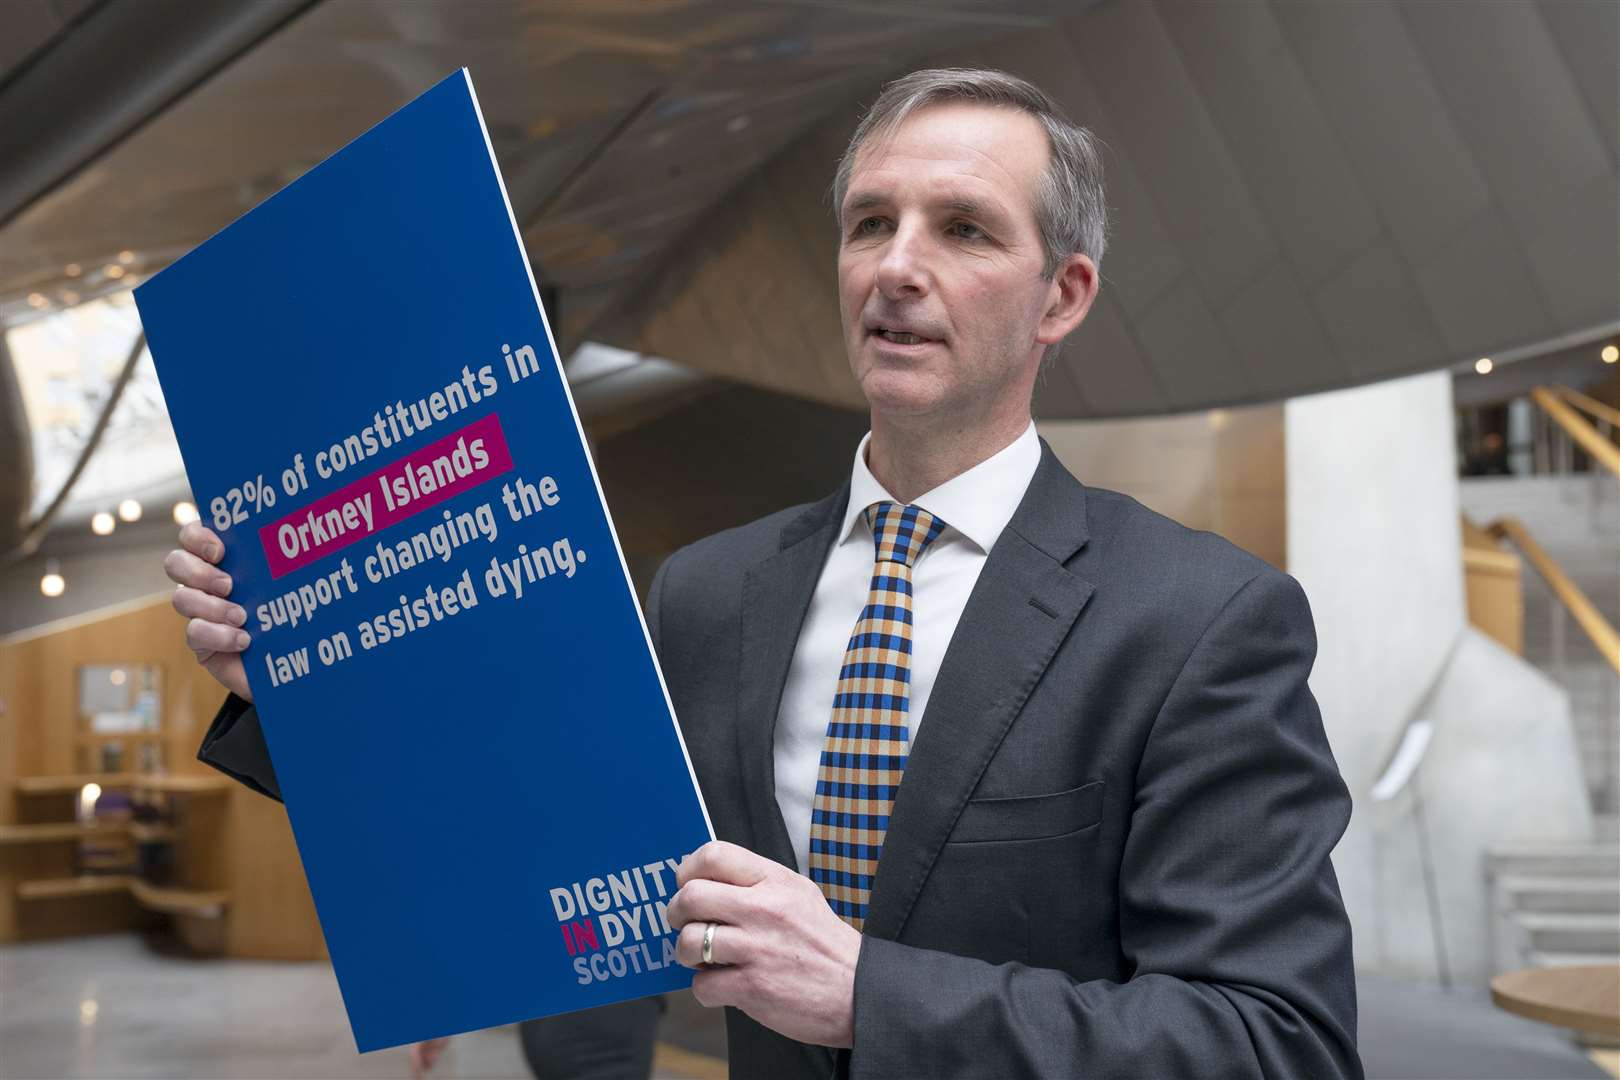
259, 412, 514, 579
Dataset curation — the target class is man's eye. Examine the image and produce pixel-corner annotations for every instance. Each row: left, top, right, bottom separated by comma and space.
949, 221, 985, 240
853, 216, 886, 237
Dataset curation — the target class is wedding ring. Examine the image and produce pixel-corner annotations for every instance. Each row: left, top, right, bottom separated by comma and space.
701, 922, 717, 965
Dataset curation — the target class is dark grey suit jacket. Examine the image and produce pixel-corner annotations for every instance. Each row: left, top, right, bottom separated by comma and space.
200, 440, 1360, 1079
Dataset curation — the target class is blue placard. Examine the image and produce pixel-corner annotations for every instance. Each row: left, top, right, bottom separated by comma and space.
134, 69, 713, 1052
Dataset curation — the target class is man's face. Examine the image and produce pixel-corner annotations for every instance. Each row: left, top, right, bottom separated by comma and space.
837, 102, 1064, 423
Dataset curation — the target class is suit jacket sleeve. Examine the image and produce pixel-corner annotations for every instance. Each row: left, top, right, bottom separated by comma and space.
197, 693, 283, 802
849, 570, 1361, 1080
645, 554, 670, 657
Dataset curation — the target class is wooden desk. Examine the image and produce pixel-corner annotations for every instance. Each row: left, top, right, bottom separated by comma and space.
1491, 965, 1620, 1038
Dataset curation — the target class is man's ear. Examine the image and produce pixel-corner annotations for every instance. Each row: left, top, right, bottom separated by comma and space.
1036, 253, 1099, 347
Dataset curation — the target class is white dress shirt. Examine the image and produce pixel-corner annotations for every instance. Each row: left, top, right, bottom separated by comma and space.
773, 422, 1043, 876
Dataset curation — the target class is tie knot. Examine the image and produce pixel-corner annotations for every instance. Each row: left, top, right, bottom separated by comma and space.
865, 501, 947, 567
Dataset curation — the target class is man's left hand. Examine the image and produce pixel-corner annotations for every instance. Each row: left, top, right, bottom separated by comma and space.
668, 840, 861, 1048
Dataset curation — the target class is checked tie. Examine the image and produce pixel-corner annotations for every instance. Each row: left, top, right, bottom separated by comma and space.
808, 500, 947, 930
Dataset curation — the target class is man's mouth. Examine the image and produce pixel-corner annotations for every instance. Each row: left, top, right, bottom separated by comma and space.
870, 326, 937, 345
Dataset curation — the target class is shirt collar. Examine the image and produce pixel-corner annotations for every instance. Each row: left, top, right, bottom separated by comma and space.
839, 422, 1041, 555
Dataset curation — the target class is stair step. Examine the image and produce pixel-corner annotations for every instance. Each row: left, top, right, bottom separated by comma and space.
1488, 848, 1620, 880
1496, 876, 1620, 914
1525, 951, 1620, 969
1512, 912, 1620, 953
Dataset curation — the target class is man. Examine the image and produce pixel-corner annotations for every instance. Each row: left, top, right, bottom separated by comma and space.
168, 69, 1360, 1078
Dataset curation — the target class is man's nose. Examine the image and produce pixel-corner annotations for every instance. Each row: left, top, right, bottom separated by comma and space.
873, 223, 930, 300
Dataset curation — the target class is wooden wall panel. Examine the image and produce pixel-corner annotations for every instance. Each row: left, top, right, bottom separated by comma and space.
223, 786, 327, 961
0, 595, 324, 958
1461, 517, 1525, 656
0, 636, 16, 828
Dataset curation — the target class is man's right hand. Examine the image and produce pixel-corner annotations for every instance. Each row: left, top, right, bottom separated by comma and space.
164, 521, 253, 702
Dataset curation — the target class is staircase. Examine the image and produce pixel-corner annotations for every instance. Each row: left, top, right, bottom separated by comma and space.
1460, 474, 1620, 976
1487, 822, 1620, 973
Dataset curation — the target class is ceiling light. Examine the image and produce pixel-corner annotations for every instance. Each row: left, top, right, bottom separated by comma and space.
109, 669, 127, 686
91, 511, 116, 536
117, 250, 135, 265
117, 498, 142, 522
726, 115, 751, 134
60, 289, 80, 305
26, 292, 48, 309
173, 501, 199, 526
1475, 357, 1493, 375
105, 264, 126, 280
1604, 345, 1618, 365
64, 262, 82, 277
40, 559, 65, 598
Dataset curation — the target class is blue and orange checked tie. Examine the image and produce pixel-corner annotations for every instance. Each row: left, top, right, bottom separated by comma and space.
808, 501, 947, 930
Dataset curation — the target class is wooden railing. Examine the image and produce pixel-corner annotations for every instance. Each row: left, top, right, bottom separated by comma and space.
1531, 386, 1620, 478
1555, 385, 1620, 431
1485, 515, 1620, 676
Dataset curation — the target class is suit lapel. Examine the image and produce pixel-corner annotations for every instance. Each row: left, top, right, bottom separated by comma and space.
737, 483, 848, 872
864, 442, 1096, 942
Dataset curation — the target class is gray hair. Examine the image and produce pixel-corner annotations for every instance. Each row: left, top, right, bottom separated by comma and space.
831, 67, 1109, 279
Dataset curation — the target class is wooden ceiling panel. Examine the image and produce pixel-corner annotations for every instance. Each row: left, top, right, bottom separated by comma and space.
1063, 297, 1168, 418
1062, 2, 1278, 310
1158, 0, 1381, 292
0, 0, 66, 79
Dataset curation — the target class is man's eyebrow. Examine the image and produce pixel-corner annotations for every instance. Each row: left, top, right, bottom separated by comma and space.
840, 191, 1011, 222
841, 193, 887, 216
943, 196, 1011, 222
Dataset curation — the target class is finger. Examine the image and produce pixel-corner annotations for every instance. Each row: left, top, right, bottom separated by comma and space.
201, 649, 248, 688
666, 877, 752, 929
164, 548, 233, 596
690, 966, 748, 1010
675, 920, 749, 968
676, 840, 777, 890
180, 521, 225, 562
187, 617, 250, 654
422, 1037, 448, 1069
172, 585, 247, 628
676, 921, 706, 967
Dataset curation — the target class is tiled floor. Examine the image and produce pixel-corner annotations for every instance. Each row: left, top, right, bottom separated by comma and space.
0, 933, 724, 1079
0, 933, 1612, 1079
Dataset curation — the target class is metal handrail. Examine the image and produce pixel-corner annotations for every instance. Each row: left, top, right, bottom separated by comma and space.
1530, 386, 1620, 478
1485, 516, 1620, 676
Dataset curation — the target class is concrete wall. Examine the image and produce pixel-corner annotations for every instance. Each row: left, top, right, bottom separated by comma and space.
1287, 370, 1590, 983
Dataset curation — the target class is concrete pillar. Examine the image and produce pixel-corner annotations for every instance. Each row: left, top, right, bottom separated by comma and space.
1287, 370, 1589, 983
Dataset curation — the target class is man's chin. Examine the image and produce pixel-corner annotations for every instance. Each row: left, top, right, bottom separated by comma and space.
856, 371, 949, 418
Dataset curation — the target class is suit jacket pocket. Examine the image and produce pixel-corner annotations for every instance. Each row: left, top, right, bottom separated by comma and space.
949, 780, 1104, 844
